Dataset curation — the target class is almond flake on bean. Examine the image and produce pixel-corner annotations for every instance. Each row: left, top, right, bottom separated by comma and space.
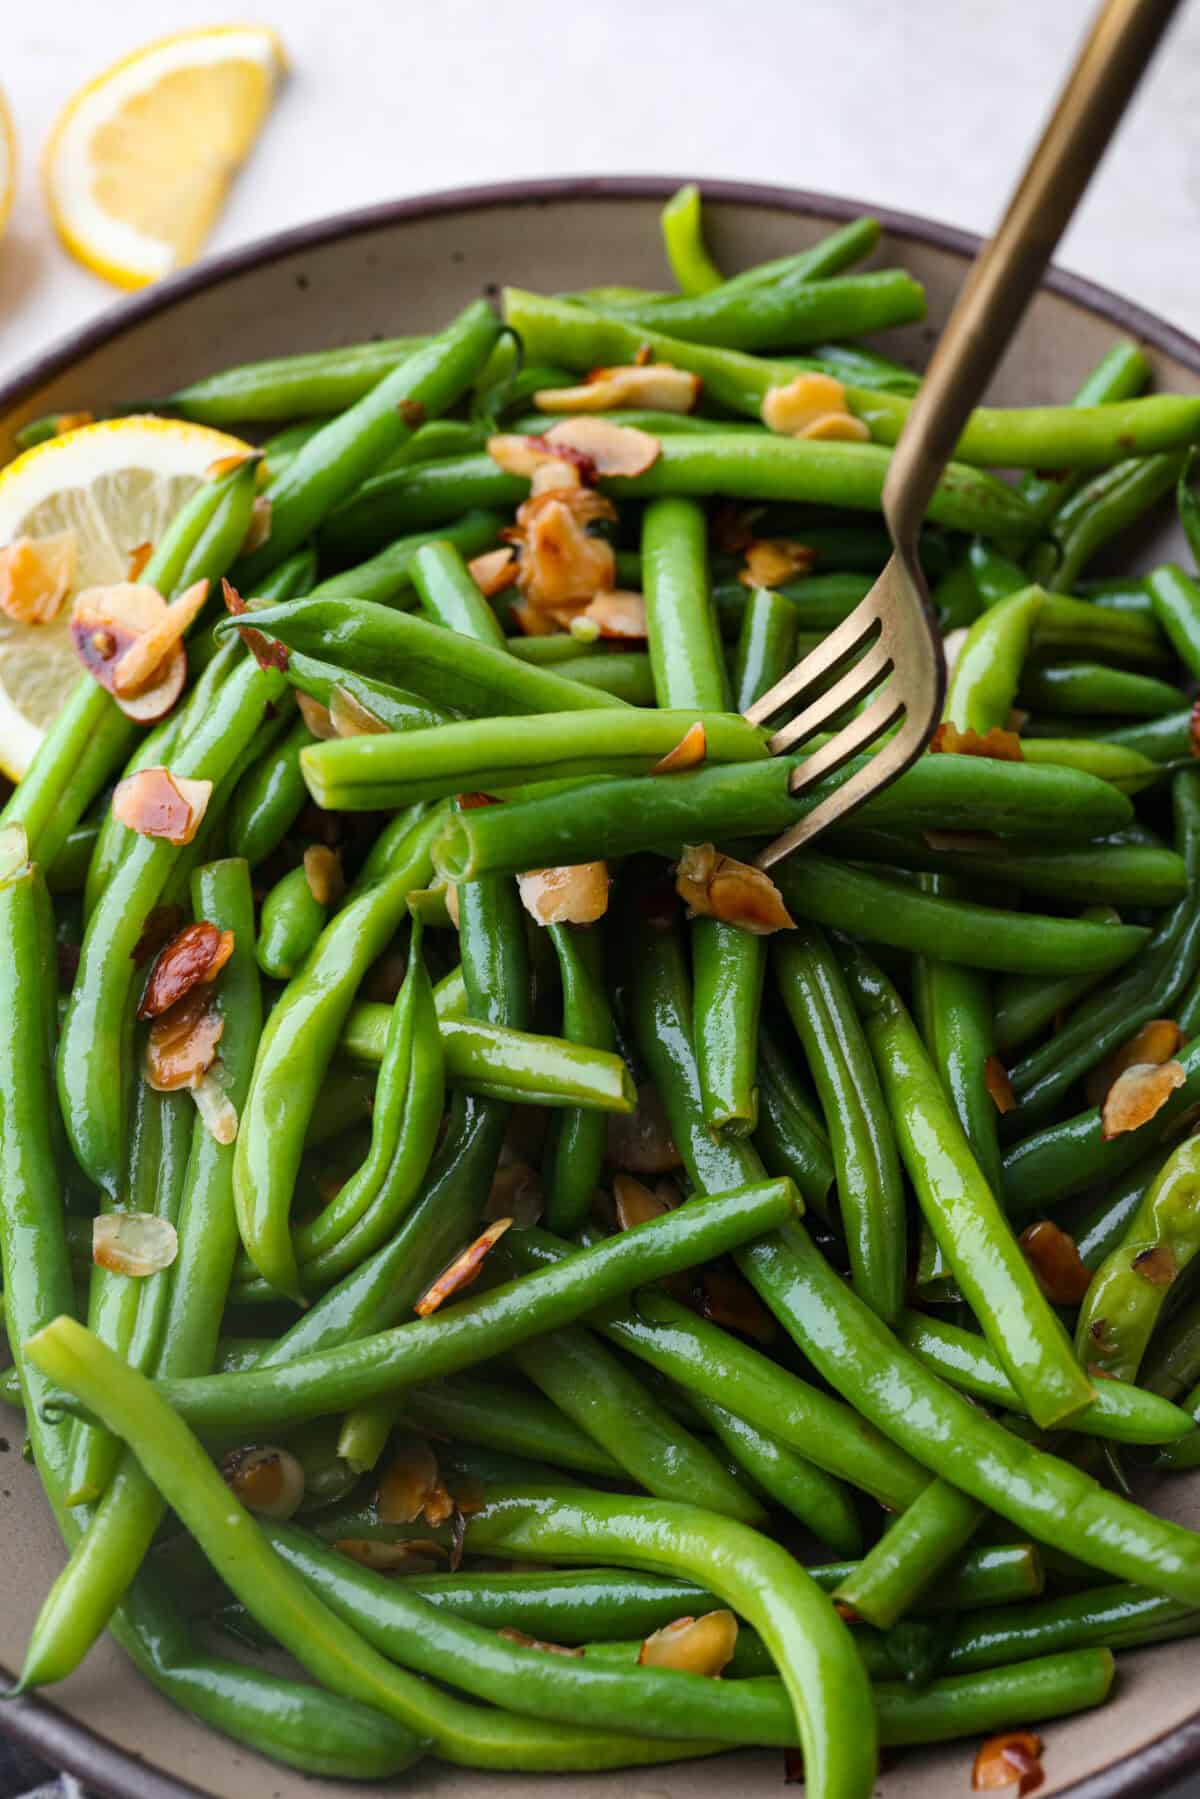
414, 1217, 513, 1317
330, 684, 389, 737
138, 920, 235, 1018
486, 1159, 543, 1227
1086, 1018, 1183, 1108
534, 364, 701, 415
613, 1172, 673, 1230
637, 1611, 737, 1676
701, 1268, 777, 1343
676, 842, 794, 934
761, 371, 867, 440
93, 1212, 179, 1277
517, 862, 610, 925
511, 491, 616, 611
652, 722, 706, 774
304, 844, 345, 907
972, 1730, 1045, 1794
1019, 1220, 1091, 1306
378, 1437, 456, 1527
145, 989, 225, 1092
799, 411, 872, 441
222, 1445, 304, 1518
738, 539, 815, 589
543, 416, 661, 478
110, 578, 208, 697
607, 1083, 682, 1173
334, 1538, 449, 1572
297, 691, 338, 740
497, 1627, 584, 1656
71, 583, 188, 721
984, 1056, 1016, 1115
468, 546, 520, 598
1101, 1059, 1186, 1139
0, 532, 76, 623
191, 1072, 239, 1145
569, 590, 647, 640
929, 722, 1025, 762
112, 768, 212, 845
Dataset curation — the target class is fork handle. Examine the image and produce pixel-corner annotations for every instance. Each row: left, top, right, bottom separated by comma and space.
882, 0, 1182, 550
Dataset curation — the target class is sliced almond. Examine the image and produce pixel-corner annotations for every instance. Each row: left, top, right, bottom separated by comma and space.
221, 1445, 305, 1519
701, 1268, 776, 1344
984, 1056, 1016, 1115
929, 722, 1025, 762
675, 843, 794, 934
487, 434, 576, 480
304, 844, 345, 908
334, 1538, 449, 1572
534, 364, 701, 414
127, 541, 154, 581
762, 372, 855, 437
378, 1437, 455, 1527
414, 1218, 513, 1317
145, 989, 225, 1092
111, 578, 208, 697
71, 581, 189, 720
637, 1611, 737, 1676
607, 1084, 682, 1173
1019, 1220, 1091, 1306
517, 863, 610, 926
138, 920, 234, 1018
1101, 1060, 1186, 1140
468, 546, 520, 598
739, 539, 815, 589
972, 1730, 1045, 1795
0, 532, 76, 623
205, 450, 257, 481
93, 1212, 178, 1277
652, 721, 706, 775
330, 684, 389, 737
240, 494, 273, 558
297, 691, 338, 740
798, 411, 871, 441
544, 416, 661, 478
1086, 1019, 1184, 1108
496, 1627, 584, 1656
571, 590, 647, 640
112, 768, 212, 845
514, 493, 616, 611
192, 1072, 239, 1145
613, 1172, 673, 1231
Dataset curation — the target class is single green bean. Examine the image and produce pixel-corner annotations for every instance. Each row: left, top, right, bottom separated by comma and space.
310, 510, 502, 607
157, 336, 432, 424
256, 863, 327, 980
834, 1480, 984, 1629
659, 182, 722, 293
1020, 661, 1182, 718
542, 924, 614, 1233
1019, 342, 1151, 526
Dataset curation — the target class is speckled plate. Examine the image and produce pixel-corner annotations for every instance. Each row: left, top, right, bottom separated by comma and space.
1, 175, 1198, 1799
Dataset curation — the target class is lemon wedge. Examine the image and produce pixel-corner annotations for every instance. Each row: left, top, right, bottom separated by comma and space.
0, 416, 248, 780
43, 25, 287, 290
0, 83, 16, 242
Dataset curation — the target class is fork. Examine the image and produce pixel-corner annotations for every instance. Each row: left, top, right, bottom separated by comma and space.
748, 0, 1182, 871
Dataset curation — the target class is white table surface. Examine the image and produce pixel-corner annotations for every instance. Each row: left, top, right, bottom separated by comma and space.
2, 0, 1198, 378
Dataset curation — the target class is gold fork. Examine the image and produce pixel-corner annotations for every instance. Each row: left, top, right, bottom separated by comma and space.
748, 0, 1181, 871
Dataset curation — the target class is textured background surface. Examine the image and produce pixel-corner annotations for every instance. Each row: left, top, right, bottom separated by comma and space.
1, 0, 1199, 1793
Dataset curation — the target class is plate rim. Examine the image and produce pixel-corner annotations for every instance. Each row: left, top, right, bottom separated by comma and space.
2, 170, 1198, 1799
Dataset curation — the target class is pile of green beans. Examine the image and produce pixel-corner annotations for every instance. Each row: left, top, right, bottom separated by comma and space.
4, 185, 1200, 1799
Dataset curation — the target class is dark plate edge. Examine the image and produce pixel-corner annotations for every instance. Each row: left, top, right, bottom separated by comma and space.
0, 171, 1198, 1799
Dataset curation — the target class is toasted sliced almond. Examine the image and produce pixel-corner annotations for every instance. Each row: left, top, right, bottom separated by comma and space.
138, 920, 234, 1018
929, 722, 1024, 762
488, 433, 561, 479
701, 1268, 776, 1344
984, 1056, 1016, 1115
0, 532, 76, 623
145, 989, 225, 1091
652, 721, 706, 775
613, 1172, 673, 1231
221, 1445, 305, 1518
469, 546, 519, 598
378, 1437, 455, 1527
304, 844, 344, 908
497, 1627, 584, 1656
1102, 1060, 1186, 1139
638, 1611, 737, 1676
762, 372, 860, 438
1086, 1019, 1184, 1108
534, 364, 701, 415
1019, 1220, 1091, 1306
972, 1730, 1045, 1794
112, 767, 212, 844
192, 1072, 238, 1145
514, 493, 616, 611
572, 590, 646, 640
297, 691, 337, 740
799, 411, 871, 441
517, 862, 610, 926
739, 539, 815, 589
607, 1083, 682, 1173
329, 683, 389, 737
72, 580, 161, 670
544, 416, 660, 478
110, 578, 208, 697
93, 1211, 178, 1277
335, 1538, 449, 1572
676, 843, 794, 934
127, 540, 154, 581
414, 1218, 512, 1317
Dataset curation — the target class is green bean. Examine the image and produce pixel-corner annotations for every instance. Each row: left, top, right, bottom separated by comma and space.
586, 267, 924, 351
1075, 1134, 1200, 1381
235, 806, 440, 1299
642, 496, 729, 709
234, 302, 500, 586
896, 1310, 1192, 1443
412, 537, 508, 648
45, 819, 99, 893
401, 1374, 626, 1478
1019, 342, 1151, 527
257, 863, 328, 979
659, 182, 722, 293
433, 750, 1135, 879
945, 586, 1040, 733
1179, 447, 1200, 565
310, 509, 502, 607
1030, 591, 1169, 668
691, 916, 764, 1135
157, 336, 432, 423
753, 1024, 836, 1216
1148, 562, 1200, 679
1020, 737, 1161, 793
1072, 1150, 1163, 1275
281, 645, 450, 735
542, 924, 614, 1233
775, 928, 905, 1322
511, 1326, 764, 1521
835, 1479, 984, 1628
992, 908, 1121, 1056
226, 716, 315, 865
1038, 452, 1186, 591
58, 654, 285, 1195
841, 942, 1093, 1428
912, 877, 1004, 1198
774, 854, 1147, 977
510, 648, 656, 704
323, 426, 1036, 556
388, 1568, 715, 1640
686, 1392, 863, 1555
739, 1220, 1200, 1603
714, 217, 884, 298
300, 708, 763, 810
1020, 661, 1181, 717
1099, 709, 1195, 760
857, 390, 1199, 470
940, 1583, 1199, 1674
732, 586, 799, 711
832, 833, 1180, 911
